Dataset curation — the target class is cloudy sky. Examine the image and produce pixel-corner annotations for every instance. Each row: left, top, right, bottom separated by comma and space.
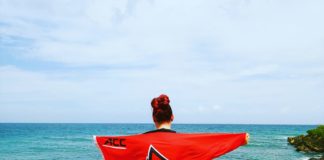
0, 0, 323, 124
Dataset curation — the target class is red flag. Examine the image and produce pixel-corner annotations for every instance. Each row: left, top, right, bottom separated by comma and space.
94, 132, 247, 160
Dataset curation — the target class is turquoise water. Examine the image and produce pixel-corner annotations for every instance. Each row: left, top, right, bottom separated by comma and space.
0, 123, 321, 160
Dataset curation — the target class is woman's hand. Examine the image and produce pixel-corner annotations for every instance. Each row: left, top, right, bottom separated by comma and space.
245, 133, 250, 144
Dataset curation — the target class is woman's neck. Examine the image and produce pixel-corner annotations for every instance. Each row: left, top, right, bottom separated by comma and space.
155, 122, 172, 130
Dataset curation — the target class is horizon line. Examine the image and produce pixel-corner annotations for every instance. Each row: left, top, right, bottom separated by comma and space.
0, 122, 321, 125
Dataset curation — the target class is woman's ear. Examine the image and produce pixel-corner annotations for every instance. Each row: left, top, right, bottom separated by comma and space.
171, 115, 174, 121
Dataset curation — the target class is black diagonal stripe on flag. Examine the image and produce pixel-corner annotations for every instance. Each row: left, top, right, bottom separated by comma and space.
146, 145, 168, 160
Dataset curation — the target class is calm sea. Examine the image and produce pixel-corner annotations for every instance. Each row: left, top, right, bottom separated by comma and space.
0, 123, 321, 160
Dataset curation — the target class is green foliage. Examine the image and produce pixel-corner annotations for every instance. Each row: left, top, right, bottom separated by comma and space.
307, 125, 324, 137
288, 125, 324, 152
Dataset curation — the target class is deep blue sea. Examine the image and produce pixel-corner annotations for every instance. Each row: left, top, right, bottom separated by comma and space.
0, 123, 322, 160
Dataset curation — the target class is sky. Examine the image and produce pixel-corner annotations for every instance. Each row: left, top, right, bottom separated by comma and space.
0, 0, 323, 124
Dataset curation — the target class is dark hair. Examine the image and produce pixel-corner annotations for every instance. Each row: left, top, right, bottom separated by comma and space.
151, 94, 173, 123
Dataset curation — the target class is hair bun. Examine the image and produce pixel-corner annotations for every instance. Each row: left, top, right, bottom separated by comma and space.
151, 98, 159, 109
151, 94, 170, 110
157, 94, 170, 106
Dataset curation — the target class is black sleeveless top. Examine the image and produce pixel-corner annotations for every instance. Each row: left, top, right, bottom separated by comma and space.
143, 128, 176, 134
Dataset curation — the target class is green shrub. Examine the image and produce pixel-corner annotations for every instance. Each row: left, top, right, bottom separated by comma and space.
307, 125, 324, 137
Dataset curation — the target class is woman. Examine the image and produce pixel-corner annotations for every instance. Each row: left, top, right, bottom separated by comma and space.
94, 94, 249, 160
145, 94, 249, 141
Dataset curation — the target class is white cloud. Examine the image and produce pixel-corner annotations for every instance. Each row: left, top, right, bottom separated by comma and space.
196, 105, 222, 113
238, 64, 279, 77
0, 0, 324, 123
0, 63, 323, 123
1, 0, 323, 67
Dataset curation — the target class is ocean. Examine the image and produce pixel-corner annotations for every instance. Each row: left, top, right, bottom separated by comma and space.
0, 123, 321, 160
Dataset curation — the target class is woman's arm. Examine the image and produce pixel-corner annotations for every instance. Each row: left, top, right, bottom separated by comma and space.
245, 133, 250, 144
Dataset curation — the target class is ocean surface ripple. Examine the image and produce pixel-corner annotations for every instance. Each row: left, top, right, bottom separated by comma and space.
0, 123, 320, 160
